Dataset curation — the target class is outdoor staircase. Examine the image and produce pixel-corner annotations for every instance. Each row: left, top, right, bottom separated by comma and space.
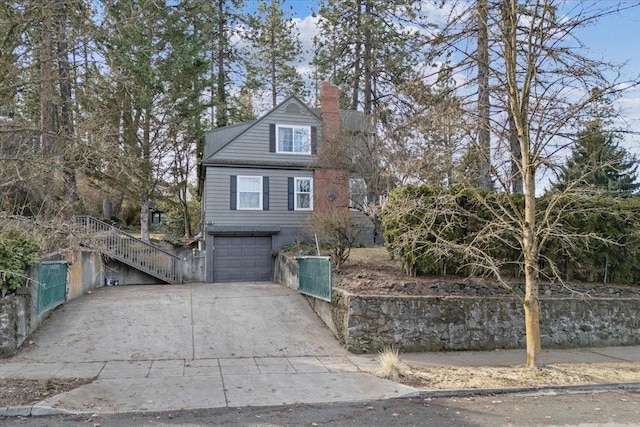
75, 216, 183, 284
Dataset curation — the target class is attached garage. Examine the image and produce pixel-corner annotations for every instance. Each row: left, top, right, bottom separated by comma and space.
211, 235, 274, 283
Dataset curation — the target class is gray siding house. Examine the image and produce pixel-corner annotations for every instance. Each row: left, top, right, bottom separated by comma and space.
199, 82, 372, 283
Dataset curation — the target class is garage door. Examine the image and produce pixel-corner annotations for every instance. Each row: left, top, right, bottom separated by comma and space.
213, 236, 273, 282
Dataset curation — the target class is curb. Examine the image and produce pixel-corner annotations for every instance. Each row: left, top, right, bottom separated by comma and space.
415, 381, 640, 399
2, 382, 640, 417
1, 405, 77, 417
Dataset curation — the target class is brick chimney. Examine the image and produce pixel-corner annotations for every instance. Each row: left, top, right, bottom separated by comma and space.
320, 81, 340, 159
315, 82, 349, 213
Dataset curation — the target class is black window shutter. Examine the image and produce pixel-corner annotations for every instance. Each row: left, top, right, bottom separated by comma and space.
230, 175, 237, 210
269, 123, 276, 152
287, 177, 294, 211
310, 126, 317, 154
263, 176, 269, 210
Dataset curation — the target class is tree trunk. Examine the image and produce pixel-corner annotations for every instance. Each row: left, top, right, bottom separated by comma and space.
181, 183, 192, 238
141, 100, 152, 243
362, 0, 372, 115
140, 197, 150, 243
40, 5, 55, 156
509, 110, 523, 194
215, 0, 227, 127
270, 11, 277, 108
501, 0, 541, 366
56, 0, 78, 209
351, 0, 362, 110
102, 194, 112, 220
523, 166, 541, 367
476, 0, 491, 190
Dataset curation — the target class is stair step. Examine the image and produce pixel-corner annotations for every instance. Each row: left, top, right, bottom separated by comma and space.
75, 216, 182, 284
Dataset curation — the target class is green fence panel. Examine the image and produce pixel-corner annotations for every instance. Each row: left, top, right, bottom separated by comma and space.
298, 256, 332, 302
37, 261, 68, 314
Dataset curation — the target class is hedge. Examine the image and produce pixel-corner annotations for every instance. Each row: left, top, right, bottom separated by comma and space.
381, 185, 640, 285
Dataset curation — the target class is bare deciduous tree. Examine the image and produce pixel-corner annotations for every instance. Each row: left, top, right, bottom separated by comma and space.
415, 0, 640, 367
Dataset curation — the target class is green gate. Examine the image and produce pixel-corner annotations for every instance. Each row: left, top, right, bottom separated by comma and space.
37, 261, 68, 314
298, 256, 332, 302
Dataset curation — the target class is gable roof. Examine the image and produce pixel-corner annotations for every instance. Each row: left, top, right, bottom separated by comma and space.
202, 95, 319, 161
203, 121, 255, 158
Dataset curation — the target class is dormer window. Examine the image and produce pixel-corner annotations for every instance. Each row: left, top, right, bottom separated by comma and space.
277, 125, 311, 154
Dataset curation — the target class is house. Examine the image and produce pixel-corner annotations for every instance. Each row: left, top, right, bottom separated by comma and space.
198, 82, 373, 283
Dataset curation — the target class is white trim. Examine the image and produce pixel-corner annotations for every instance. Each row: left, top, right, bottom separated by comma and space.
276, 124, 311, 155
294, 177, 313, 211
237, 175, 263, 210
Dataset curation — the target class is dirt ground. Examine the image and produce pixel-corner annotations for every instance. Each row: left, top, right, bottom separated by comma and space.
0, 378, 93, 408
336, 247, 640, 298
384, 363, 640, 390
338, 247, 640, 391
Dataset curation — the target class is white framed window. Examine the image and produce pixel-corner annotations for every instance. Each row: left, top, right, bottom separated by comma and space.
237, 176, 262, 210
294, 177, 313, 210
349, 178, 368, 209
277, 124, 311, 154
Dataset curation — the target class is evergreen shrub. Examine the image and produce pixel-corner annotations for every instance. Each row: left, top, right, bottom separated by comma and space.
0, 227, 40, 297
381, 185, 640, 284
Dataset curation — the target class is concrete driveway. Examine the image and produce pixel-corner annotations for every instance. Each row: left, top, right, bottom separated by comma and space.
16, 282, 345, 362
2, 283, 416, 414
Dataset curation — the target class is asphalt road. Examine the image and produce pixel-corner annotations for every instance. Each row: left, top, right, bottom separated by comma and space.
3, 390, 640, 426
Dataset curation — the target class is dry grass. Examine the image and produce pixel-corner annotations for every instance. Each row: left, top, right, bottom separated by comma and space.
346, 247, 399, 269
400, 362, 640, 390
376, 346, 403, 381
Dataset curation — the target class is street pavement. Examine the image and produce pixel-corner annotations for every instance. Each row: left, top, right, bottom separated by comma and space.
1, 282, 639, 416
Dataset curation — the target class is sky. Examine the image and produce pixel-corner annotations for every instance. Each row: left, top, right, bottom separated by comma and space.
573, 4, 640, 152
279, 0, 640, 157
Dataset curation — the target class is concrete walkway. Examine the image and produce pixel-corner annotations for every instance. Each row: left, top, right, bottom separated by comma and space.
402, 345, 640, 368
0, 283, 416, 414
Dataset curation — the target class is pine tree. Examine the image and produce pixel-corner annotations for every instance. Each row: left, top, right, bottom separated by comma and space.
94, 0, 210, 241
554, 120, 639, 196
313, 0, 425, 114
390, 65, 469, 187
312, 0, 427, 204
0, 3, 22, 119
229, 85, 257, 123
1, 0, 96, 220
246, 0, 305, 108
209, 0, 245, 128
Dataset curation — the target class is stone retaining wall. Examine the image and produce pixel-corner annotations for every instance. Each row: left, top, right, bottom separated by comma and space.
0, 283, 40, 358
275, 255, 640, 353
333, 292, 640, 353
0, 250, 105, 358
